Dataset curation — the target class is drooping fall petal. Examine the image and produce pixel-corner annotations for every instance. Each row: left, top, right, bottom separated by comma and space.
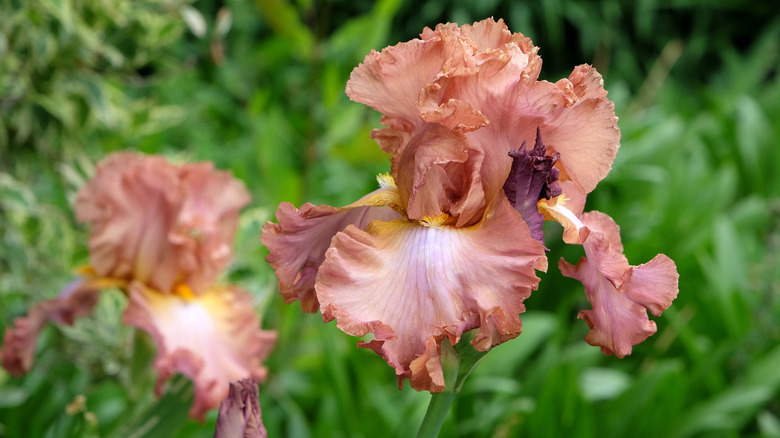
214, 379, 267, 438
76, 152, 250, 294
122, 282, 276, 420
559, 212, 679, 357
0, 276, 113, 376
623, 255, 679, 317
316, 199, 546, 391
261, 181, 403, 312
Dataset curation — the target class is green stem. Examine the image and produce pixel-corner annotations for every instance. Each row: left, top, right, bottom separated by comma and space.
415, 391, 458, 438
415, 334, 488, 438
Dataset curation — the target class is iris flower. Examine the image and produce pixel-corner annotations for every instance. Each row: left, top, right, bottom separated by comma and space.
1, 152, 275, 419
262, 18, 678, 392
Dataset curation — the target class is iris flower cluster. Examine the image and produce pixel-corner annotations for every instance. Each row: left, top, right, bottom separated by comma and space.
1, 18, 679, 433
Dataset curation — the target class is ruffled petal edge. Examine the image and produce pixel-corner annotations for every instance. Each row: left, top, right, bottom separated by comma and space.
261, 185, 403, 312
317, 198, 546, 391
560, 211, 679, 357
1, 276, 115, 376
122, 282, 276, 420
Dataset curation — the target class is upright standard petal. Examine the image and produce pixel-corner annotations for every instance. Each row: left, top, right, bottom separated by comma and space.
347, 18, 618, 234
392, 124, 475, 223
215, 379, 267, 438
347, 38, 452, 144
76, 152, 250, 294
122, 282, 276, 420
261, 184, 403, 312
559, 212, 679, 357
350, 18, 540, 214
76, 153, 181, 290
170, 162, 251, 293
316, 199, 546, 391
545, 65, 621, 193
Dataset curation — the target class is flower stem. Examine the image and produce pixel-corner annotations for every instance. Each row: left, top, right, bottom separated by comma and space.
415, 334, 487, 438
416, 391, 458, 438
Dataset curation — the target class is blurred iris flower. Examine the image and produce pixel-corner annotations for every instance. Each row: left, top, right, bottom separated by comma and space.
262, 18, 678, 392
1, 152, 275, 419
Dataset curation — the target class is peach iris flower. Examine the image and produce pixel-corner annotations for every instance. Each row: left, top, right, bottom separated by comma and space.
1, 152, 275, 419
262, 18, 678, 392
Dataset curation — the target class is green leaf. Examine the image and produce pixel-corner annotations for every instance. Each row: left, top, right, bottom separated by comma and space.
0, 386, 29, 408
107, 376, 193, 438
578, 368, 632, 401
254, 0, 314, 59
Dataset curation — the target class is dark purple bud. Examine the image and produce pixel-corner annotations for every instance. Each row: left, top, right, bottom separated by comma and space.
502, 127, 562, 243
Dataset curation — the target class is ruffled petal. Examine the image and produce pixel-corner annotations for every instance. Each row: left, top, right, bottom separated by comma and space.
316, 198, 546, 391
76, 152, 182, 290
408, 22, 544, 224
393, 124, 471, 221
261, 186, 403, 312
76, 152, 249, 294
541, 66, 620, 193
122, 282, 276, 420
559, 212, 679, 357
410, 34, 616, 202
214, 379, 267, 438
393, 127, 504, 228
624, 254, 679, 317
169, 163, 251, 293
418, 18, 541, 99
1, 276, 113, 376
350, 19, 529, 136
348, 18, 620, 232
466, 65, 619, 196
346, 38, 453, 152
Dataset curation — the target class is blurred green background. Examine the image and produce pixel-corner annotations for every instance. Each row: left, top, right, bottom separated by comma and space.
1, 0, 779, 437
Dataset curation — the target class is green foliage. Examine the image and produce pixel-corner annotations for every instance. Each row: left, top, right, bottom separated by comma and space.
1, 0, 779, 437
0, 0, 194, 161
